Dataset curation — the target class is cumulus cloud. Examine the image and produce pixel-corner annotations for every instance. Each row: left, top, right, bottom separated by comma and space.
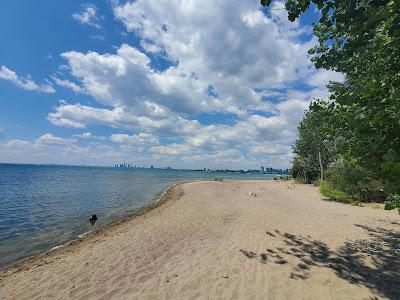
306, 69, 345, 88
35, 133, 76, 145
250, 143, 292, 155
59, 44, 222, 116
1, 132, 157, 166
2, 138, 87, 165
182, 149, 245, 163
5, 139, 30, 148
110, 133, 159, 145
48, 101, 201, 136
51, 76, 85, 93
75, 132, 93, 139
150, 143, 191, 155
73, 132, 106, 140
0, 66, 55, 93
3, 134, 76, 158
72, 4, 101, 29
39, 0, 343, 168
54, 1, 320, 122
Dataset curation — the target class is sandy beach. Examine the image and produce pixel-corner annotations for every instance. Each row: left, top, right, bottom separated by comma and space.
1, 180, 399, 299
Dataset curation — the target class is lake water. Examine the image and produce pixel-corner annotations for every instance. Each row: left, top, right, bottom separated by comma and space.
0, 164, 275, 268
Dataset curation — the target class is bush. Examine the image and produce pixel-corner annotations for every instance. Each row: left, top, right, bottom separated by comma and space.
384, 194, 400, 210
325, 159, 386, 202
320, 181, 353, 203
313, 179, 322, 187
214, 177, 223, 182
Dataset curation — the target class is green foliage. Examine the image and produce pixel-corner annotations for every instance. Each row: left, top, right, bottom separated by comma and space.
325, 159, 386, 202
313, 179, 322, 186
292, 100, 341, 183
262, 0, 400, 196
214, 177, 223, 182
260, 0, 272, 5
384, 194, 400, 210
351, 200, 362, 207
320, 181, 352, 203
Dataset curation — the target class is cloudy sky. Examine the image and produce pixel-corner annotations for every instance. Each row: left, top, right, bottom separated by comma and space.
0, 0, 342, 169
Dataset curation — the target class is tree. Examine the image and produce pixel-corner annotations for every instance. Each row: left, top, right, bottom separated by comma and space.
292, 100, 341, 182
262, 0, 400, 194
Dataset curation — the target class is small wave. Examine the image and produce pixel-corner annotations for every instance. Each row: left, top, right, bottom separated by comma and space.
49, 244, 63, 251
78, 230, 92, 239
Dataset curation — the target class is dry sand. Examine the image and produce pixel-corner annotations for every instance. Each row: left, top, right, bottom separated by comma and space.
1, 180, 399, 299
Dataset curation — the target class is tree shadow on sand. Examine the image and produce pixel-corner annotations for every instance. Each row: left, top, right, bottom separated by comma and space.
240, 225, 400, 299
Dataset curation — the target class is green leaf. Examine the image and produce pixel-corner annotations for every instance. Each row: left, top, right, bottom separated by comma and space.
260, 0, 272, 6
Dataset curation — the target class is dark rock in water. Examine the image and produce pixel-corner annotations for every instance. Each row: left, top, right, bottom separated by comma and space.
89, 214, 97, 225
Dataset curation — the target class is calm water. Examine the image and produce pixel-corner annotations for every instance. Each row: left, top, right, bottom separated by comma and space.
0, 164, 275, 268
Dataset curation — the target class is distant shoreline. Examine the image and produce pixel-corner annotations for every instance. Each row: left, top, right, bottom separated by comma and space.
0, 162, 291, 175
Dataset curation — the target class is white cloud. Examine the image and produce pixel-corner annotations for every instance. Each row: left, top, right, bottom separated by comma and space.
75, 132, 93, 139
0, 66, 55, 93
72, 4, 101, 29
306, 69, 345, 88
113, 0, 314, 91
140, 40, 163, 54
150, 143, 191, 155
74, 132, 107, 140
35, 133, 76, 145
55, 0, 320, 125
59, 44, 222, 116
5, 140, 30, 148
35, 0, 344, 168
241, 10, 270, 27
110, 133, 159, 145
75, 132, 92, 139
51, 76, 85, 93
249, 143, 291, 155
2, 139, 88, 165
48, 101, 201, 136
0, 133, 156, 166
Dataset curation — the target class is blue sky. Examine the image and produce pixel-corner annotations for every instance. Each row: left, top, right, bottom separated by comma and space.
0, 0, 342, 169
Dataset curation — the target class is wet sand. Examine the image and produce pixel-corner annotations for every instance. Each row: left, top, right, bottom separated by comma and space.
1, 180, 399, 299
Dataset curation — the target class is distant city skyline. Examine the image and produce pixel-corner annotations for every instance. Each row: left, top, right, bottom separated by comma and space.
113, 162, 290, 174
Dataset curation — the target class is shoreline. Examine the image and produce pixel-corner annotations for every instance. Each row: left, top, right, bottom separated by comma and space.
0, 181, 186, 274
0, 178, 267, 272
1, 180, 398, 299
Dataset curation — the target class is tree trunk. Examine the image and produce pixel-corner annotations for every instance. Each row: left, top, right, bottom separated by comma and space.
318, 151, 324, 181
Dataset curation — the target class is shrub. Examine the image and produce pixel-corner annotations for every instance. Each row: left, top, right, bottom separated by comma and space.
214, 177, 223, 182
320, 181, 353, 203
313, 179, 322, 187
384, 194, 400, 210
325, 159, 386, 202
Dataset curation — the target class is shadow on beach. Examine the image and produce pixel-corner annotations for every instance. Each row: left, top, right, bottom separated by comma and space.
240, 224, 400, 299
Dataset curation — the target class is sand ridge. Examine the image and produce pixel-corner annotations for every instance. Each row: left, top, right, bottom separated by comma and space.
1, 180, 399, 299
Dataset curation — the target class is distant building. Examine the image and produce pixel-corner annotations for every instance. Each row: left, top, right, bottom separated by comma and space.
260, 166, 265, 173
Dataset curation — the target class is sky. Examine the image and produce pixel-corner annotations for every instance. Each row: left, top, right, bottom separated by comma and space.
0, 0, 343, 169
